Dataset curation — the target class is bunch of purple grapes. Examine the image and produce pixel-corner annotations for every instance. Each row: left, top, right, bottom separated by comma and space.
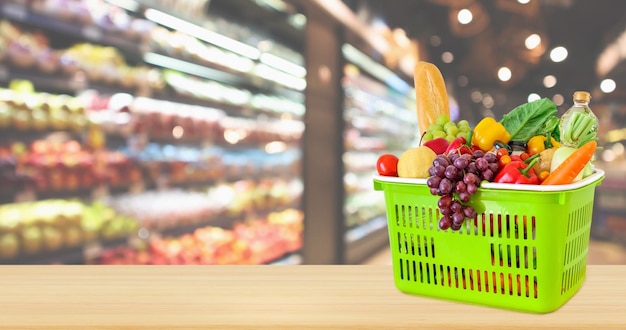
426, 150, 499, 231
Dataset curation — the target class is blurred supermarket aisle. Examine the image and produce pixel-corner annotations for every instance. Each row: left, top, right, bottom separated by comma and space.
363, 239, 626, 265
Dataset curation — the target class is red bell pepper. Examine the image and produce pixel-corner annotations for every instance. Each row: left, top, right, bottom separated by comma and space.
445, 130, 473, 155
494, 154, 541, 184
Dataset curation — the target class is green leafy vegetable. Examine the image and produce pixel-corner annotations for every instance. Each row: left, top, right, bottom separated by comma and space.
540, 115, 560, 142
499, 98, 558, 142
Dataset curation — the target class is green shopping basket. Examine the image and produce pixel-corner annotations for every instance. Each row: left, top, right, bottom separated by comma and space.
373, 169, 605, 313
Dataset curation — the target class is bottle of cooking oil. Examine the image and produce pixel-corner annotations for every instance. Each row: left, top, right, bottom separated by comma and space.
559, 91, 598, 148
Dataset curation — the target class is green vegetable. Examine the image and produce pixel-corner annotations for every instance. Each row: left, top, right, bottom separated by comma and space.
500, 98, 558, 142
540, 115, 560, 142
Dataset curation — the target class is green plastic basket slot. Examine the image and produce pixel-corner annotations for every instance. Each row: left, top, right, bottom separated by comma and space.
373, 169, 605, 314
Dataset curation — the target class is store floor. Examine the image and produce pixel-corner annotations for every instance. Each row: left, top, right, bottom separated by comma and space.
362, 239, 626, 265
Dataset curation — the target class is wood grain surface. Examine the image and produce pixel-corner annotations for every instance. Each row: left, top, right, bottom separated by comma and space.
0, 265, 624, 329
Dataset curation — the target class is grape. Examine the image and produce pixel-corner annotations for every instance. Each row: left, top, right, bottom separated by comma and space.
466, 163, 478, 174
438, 196, 453, 209
453, 157, 469, 170
433, 131, 447, 139
459, 192, 471, 203
439, 216, 452, 230
436, 114, 450, 126
450, 200, 462, 213
428, 167, 437, 177
439, 178, 453, 195
483, 153, 497, 163
432, 165, 446, 178
455, 181, 467, 193
444, 165, 458, 180
426, 117, 471, 146
463, 173, 479, 185
433, 156, 450, 168
488, 163, 499, 173
466, 183, 478, 195
451, 222, 462, 231
428, 123, 443, 133
452, 212, 465, 226
426, 116, 473, 145
425, 143, 496, 232
472, 150, 485, 158
440, 206, 453, 216
475, 158, 489, 171
446, 125, 459, 136
457, 120, 470, 128
427, 176, 442, 189
460, 153, 473, 161
482, 169, 494, 181
463, 206, 477, 219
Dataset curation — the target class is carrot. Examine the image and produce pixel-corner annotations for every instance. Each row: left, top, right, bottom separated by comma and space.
541, 140, 597, 185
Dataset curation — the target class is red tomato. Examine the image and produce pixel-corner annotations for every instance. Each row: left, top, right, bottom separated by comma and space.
376, 154, 398, 176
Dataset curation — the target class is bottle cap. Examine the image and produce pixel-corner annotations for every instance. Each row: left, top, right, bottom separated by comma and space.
573, 91, 591, 103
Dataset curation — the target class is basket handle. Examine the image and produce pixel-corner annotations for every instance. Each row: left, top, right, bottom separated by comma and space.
373, 179, 383, 191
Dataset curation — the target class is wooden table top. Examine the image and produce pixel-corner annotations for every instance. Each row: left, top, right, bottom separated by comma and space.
0, 265, 624, 329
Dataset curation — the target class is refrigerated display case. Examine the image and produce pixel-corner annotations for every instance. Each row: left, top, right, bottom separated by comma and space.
341, 43, 419, 264
0, 0, 306, 264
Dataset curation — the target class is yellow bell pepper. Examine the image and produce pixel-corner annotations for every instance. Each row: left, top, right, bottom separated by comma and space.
527, 134, 560, 154
472, 117, 511, 152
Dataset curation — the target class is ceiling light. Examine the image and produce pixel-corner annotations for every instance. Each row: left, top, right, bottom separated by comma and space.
543, 75, 557, 88
552, 94, 564, 106
430, 35, 442, 47
471, 90, 483, 103
172, 126, 184, 139
457, 9, 473, 25
254, 64, 307, 91
143, 52, 240, 85
525, 34, 541, 50
528, 93, 541, 102
600, 79, 616, 93
517, 0, 530, 4
602, 149, 616, 162
497, 67, 512, 81
265, 141, 287, 154
482, 95, 494, 108
288, 13, 307, 29
260, 53, 307, 78
145, 9, 261, 60
612, 142, 624, 156
342, 44, 412, 94
550, 46, 568, 62
393, 28, 410, 48
441, 52, 454, 63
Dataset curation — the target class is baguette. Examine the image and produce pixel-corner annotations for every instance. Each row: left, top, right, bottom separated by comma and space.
414, 61, 450, 137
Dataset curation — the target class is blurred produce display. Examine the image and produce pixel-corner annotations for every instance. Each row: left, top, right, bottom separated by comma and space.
0, 0, 305, 264
0, 199, 138, 260
93, 208, 303, 265
342, 63, 418, 249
